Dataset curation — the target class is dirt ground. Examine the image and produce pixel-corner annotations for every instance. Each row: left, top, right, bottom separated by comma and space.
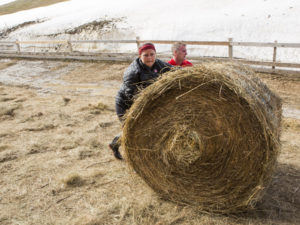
0, 59, 299, 225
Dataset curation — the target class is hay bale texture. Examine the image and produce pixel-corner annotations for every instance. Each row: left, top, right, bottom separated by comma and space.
122, 62, 282, 213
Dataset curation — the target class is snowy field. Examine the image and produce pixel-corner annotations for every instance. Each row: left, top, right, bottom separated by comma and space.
0, 0, 299, 62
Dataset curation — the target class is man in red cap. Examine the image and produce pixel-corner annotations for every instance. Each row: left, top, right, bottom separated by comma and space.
109, 43, 172, 160
168, 42, 193, 67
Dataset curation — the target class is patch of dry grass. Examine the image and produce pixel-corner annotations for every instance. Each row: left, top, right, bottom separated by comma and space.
0, 151, 17, 163
0, 0, 70, 15
50, 62, 69, 72
283, 117, 300, 131
0, 61, 299, 225
0, 144, 10, 152
90, 102, 109, 111
0, 103, 21, 118
0, 60, 17, 70
80, 101, 110, 115
61, 62, 127, 83
64, 174, 85, 187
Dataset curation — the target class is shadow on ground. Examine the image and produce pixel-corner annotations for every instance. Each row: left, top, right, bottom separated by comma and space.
235, 163, 300, 224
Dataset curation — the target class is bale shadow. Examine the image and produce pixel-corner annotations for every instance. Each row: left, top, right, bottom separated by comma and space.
236, 163, 300, 224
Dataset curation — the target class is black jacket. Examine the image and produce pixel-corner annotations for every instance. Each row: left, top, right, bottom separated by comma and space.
115, 58, 172, 118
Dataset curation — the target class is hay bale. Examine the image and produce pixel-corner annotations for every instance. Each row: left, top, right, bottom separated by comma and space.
122, 62, 282, 213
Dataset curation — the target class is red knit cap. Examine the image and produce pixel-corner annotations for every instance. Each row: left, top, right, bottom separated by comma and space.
138, 43, 156, 55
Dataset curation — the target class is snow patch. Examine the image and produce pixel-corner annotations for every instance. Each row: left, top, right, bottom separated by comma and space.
0, 0, 16, 6
0, 0, 299, 61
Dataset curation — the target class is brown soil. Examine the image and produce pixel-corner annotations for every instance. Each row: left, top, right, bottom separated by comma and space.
0, 59, 299, 225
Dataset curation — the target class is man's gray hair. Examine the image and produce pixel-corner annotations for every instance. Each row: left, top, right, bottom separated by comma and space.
171, 42, 186, 53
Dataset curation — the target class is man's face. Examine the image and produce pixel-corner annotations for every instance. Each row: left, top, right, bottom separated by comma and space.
174, 45, 187, 62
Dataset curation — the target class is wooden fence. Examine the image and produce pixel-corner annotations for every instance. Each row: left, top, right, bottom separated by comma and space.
0, 37, 300, 75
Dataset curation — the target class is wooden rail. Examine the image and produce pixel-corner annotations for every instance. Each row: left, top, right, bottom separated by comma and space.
0, 37, 299, 74
231, 42, 300, 48
2, 38, 299, 47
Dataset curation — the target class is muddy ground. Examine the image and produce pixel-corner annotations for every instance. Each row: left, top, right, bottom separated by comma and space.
0, 59, 299, 225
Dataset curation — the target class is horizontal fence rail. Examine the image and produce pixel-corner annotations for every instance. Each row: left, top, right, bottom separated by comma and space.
0, 37, 299, 75
231, 42, 300, 48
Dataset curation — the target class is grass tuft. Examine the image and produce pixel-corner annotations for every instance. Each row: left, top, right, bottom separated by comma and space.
64, 174, 85, 187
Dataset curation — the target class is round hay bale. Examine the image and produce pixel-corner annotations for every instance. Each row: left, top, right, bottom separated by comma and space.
122, 62, 282, 213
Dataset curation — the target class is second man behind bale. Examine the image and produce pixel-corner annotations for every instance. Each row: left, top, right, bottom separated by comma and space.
168, 42, 193, 67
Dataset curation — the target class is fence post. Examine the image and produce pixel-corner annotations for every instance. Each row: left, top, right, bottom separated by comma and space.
228, 38, 233, 59
136, 36, 141, 51
15, 40, 20, 53
272, 40, 277, 70
67, 40, 73, 52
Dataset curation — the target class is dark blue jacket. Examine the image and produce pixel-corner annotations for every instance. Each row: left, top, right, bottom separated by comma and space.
115, 58, 172, 119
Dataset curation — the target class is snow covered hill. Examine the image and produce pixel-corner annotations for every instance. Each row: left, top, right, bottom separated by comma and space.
0, 0, 299, 62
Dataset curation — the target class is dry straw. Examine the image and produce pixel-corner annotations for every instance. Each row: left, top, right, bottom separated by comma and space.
122, 62, 282, 213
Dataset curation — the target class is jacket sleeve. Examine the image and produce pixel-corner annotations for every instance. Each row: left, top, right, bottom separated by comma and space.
122, 62, 140, 102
